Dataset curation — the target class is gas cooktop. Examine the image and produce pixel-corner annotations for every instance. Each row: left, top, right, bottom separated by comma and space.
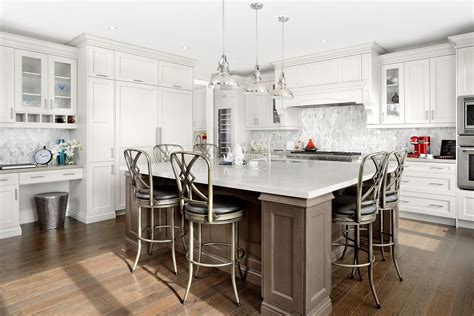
287, 150, 361, 162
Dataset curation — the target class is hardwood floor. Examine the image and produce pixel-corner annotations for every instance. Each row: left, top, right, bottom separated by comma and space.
0, 216, 472, 315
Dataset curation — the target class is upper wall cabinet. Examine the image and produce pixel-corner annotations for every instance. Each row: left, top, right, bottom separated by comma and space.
88, 46, 114, 79
430, 55, 456, 123
457, 46, 474, 96
0, 47, 14, 123
381, 63, 405, 124
49, 56, 77, 114
158, 61, 193, 90
405, 59, 430, 124
115, 52, 158, 85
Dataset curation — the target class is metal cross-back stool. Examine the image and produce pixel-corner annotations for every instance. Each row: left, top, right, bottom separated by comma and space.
193, 143, 219, 159
124, 149, 180, 274
154, 144, 184, 163
170, 151, 245, 306
332, 151, 389, 309
373, 149, 407, 281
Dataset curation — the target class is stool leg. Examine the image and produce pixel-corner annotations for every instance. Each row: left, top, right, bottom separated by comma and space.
231, 222, 240, 307
195, 223, 202, 278
132, 206, 142, 273
171, 207, 178, 275
379, 211, 385, 261
368, 222, 381, 308
340, 225, 349, 260
354, 225, 362, 281
236, 222, 245, 280
390, 208, 403, 281
149, 207, 155, 255
183, 220, 194, 304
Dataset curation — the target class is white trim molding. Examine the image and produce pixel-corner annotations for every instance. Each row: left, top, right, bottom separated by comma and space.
378, 42, 456, 65
448, 32, 474, 48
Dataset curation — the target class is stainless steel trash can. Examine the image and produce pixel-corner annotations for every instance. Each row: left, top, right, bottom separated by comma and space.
34, 192, 69, 230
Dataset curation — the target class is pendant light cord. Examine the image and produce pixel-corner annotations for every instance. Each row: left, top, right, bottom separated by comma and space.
255, 8, 258, 66
281, 20, 285, 71
222, 0, 225, 55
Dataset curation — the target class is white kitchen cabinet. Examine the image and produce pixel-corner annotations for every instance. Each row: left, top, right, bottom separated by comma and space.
87, 161, 115, 216
430, 55, 456, 123
193, 88, 207, 130
88, 77, 115, 162
158, 61, 193, 90
0, 184, 20, 239
158, 87, 193, 149
116, 81, 158, 148
405, 59, 430, 124
115, 52, 158, 85
48, 56, 77, 114
88, 46, 114, 79
381, 63, 405, 124
14, 50, 48, 113
0, 46, 14, 123
245, 94, 271, 128
457, 189, 474, 222
457, 46, 474, 96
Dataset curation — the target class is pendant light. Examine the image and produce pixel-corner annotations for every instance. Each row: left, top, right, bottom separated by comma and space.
209, 0, 238, 90
245, 2, 269, 95
272, 16, 293, 99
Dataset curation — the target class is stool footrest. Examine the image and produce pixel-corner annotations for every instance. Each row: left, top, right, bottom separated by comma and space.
185, 242, 245, 268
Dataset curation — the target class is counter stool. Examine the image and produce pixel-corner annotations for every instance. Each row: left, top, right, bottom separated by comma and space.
154, 144, 184, 163
193, 143, 219, 159
170, 151, 245, 306
124, 149, 180, 274
374, 149, 407, 281
332, 151, 389, 309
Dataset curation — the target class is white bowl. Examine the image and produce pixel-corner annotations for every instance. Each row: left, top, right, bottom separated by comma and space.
248, 160, 259, 168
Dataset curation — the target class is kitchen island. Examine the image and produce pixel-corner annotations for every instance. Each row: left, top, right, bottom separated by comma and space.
122, 159, 390, 315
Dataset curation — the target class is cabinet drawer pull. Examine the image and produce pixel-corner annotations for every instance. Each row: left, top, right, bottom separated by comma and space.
96, 74, 108, 78
399, 200, 410, 203
0, 178, 8, 182
44, 99, 47, 109
50, 99, 53, 110
111, 148, 114, 159
111, 165, 114, 175
401, 180, 409, 183
428, 182, 443, 186
15, 188, 17, 201
172, 85, 181, 89
429, 167, 444, 170
134, 79, 143, 83
425, 110, 429, 120
428, 204, 444, 208
431, 110, 435, 120
63, 173, 75, 176
10, 108, 13, 119
30, 175, 45, 179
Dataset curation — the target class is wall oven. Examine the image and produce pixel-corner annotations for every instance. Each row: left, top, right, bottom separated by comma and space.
458, 136, 474, 190
457, 96, 474, 135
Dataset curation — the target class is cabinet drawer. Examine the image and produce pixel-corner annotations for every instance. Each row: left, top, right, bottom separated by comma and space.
19, 168, 83, 185
404, 161, 455, 175
399, 192, 455, 219
115, 52, 158, 85
0, 173, 19, 186
400, 173, 456, 196
88, 46, 114, 79
158, 61, 192, 90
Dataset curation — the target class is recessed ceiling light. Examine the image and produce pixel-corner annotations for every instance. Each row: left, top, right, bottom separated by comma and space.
321, 39, 327, 43
182, 46, 190, 50
108, 26, 118, 30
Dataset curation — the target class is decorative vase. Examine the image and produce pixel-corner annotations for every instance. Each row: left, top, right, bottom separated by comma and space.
305, 138, 316, 151
65, 155, 75, 165
391, 92, 399, 104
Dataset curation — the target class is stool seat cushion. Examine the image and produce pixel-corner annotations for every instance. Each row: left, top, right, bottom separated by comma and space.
333, 194, 377, 216
135, 185, 179, 201
384, 192, 398, 203
185, 195, 243, 215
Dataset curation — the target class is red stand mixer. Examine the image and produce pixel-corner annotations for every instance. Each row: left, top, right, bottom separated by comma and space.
409, 136, 430, 158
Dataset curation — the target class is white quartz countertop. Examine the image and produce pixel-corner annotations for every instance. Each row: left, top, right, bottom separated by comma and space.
0, 164, 84, 175
406, 158, 456, 164
121, 159, 391, 199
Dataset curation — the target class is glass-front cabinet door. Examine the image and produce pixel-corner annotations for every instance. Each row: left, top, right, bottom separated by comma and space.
49, 56, 77, 114
14, 50, 48, 113
381, 63, 405, 124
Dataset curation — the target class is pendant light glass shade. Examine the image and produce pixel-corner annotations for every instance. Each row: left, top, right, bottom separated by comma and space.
245, 2, 269, 95
272, 16, 293, 100
209, 0, 238, 90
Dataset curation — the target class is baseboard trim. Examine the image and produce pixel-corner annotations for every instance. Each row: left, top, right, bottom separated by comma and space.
400, 211, 455, 226
458, 220, 474, 229
68, 210, 116, 224
0, 225, 22, 239
20, 208, 37, 224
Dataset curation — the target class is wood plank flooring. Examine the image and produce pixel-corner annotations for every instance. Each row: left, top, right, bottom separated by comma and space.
0, 216, 472, 315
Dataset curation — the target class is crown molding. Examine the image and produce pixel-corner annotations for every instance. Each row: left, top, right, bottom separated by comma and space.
448, 32, 474, 48
0, 31, 78, 58
68, 33, 195, 67
271, 42, 385, 69
378, 42, 455, 65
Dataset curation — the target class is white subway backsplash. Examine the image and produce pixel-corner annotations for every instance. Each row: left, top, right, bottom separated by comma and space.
248, 105, 456, 155
0, 128, 70, 164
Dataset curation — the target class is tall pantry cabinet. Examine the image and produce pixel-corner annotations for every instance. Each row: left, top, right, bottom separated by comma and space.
69, 34, 194, 223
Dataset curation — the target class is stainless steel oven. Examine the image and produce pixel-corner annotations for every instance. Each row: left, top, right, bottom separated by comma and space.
458, 136, 474, 190
457, 96, 474, 135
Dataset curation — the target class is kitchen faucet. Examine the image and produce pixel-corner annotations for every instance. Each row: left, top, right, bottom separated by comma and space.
267, 131, 277, 162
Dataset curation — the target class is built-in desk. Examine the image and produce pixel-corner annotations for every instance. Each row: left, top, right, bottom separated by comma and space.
0, 165, 83, 239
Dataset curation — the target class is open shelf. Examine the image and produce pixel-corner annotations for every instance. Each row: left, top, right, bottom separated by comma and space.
22, 71, 41, 76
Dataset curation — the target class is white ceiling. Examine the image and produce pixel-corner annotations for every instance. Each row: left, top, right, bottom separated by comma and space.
1, 0, 473, 79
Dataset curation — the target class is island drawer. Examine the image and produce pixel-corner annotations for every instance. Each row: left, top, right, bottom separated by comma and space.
400, 173, 456, 196
0, 173, 19, 186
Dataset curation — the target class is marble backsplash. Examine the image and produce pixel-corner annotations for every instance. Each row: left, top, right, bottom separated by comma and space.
0, 128, 70, 164
249, 105, 456, 156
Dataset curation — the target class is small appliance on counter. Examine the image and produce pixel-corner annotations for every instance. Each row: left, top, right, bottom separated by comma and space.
435, 140, 456, 159
194, 131, 207, 145
408, 136, 430, 158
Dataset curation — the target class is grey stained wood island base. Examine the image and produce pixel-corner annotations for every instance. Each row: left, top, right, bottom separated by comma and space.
122, 159, 394, 315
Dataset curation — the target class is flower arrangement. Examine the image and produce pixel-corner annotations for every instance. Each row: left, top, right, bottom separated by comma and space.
51, 139, 83, 165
